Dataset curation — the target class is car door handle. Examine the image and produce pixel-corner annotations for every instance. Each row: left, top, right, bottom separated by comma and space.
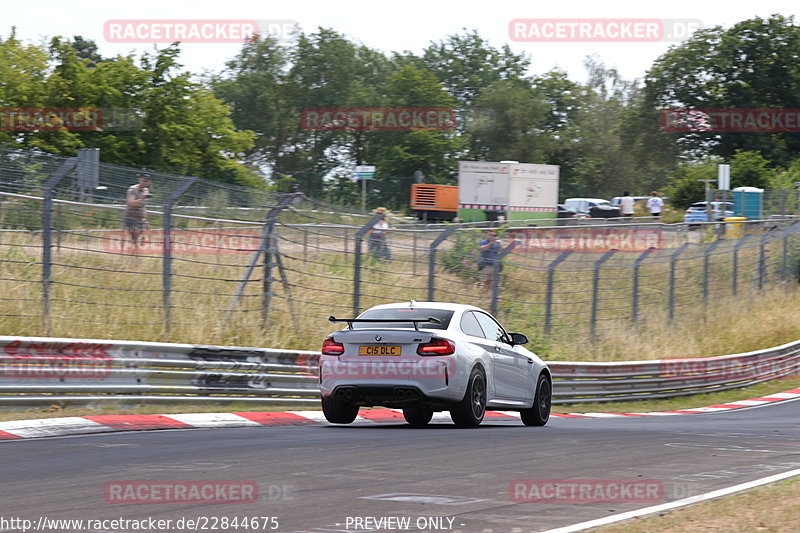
494, 346, 502, 352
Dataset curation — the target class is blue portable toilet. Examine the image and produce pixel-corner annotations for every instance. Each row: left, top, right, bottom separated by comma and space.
732, 186, 763, 219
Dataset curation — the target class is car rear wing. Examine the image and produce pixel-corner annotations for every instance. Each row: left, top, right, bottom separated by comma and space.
329, 316, 442, 331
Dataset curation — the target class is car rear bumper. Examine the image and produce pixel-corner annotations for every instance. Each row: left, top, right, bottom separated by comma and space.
319, 356, 465, 407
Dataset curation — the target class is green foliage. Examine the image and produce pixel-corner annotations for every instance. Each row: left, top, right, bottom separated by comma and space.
642, 15, 800, 166
0, 32, 256, 185
438, 230, 481, 282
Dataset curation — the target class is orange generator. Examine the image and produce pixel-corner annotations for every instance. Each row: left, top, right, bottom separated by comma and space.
410, 183, 459, 221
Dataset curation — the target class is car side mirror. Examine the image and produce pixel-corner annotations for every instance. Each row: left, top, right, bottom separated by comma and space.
509, 333, 528, 346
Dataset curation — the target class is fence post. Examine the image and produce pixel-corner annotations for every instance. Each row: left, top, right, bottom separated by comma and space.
490, 240, 518, 317
758, 230, 775, 291
732, 234, 752, 297
590, 249, 617, 337
544, 251, 572, 336
782, 226, 789, 281
263, 196, 298, 327
353, 213, 384, 316
702, 240, 722, 307
631, 247, 656, 326
220, 194, 295, 329
427, 227, 456, 301
42, 157, 78, 335
668, 242, 690, 323
162, 176, 197, 333
412, 231, 418, 276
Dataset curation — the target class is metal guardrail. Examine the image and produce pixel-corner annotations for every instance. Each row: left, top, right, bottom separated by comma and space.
1, 335, 798, 406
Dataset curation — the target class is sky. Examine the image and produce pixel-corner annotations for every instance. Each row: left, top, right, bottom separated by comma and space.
8, 0, 800, 84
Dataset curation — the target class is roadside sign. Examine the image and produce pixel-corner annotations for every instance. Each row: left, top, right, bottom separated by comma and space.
355, 165, 376, 180
718, 164, 730, 190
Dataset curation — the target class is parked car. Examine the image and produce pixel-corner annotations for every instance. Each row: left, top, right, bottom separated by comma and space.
556, 204, 583, 225
319, 301, 552, 428
684, 201, 735, 224
563, 198, 618, 217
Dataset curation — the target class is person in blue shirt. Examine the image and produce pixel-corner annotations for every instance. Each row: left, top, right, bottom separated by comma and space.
477, 229, 502, 290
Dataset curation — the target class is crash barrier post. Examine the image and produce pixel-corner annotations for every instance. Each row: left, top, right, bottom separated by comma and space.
427, 227, 456, 301
0, 334, 798, 406
162, 177, 197, 332
42, 157, 79, 336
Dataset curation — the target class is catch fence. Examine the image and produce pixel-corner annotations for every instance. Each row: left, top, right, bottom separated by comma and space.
1, 147, 799, 354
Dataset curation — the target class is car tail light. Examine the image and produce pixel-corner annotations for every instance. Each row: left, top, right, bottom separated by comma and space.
321, 338, 344, 355
417, 338, 455, 356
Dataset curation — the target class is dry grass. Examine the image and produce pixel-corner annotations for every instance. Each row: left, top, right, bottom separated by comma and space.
591, 475, 800, 533
0, 225, 798, 361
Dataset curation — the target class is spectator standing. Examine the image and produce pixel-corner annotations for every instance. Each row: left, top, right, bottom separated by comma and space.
123, 173, 152, 251
477, 229, 502, 291
368, 207, 392, 261
619, 191, 635, 218
646, 192, 664, 219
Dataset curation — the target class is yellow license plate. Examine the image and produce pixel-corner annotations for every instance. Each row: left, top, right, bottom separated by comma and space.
358, 345, 401, 356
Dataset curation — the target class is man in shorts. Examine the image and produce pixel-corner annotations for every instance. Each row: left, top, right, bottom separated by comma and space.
123, 173, 152, 252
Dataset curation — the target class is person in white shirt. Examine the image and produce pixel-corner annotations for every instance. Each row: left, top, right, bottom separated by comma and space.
647, 192, 664, 219
368, 207, 392, 261
619, 192, 635, 217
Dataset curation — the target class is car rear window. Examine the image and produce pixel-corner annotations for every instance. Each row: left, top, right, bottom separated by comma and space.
352, 308, 454, 330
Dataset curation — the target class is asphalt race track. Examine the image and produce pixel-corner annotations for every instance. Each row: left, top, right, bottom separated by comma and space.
1, 400, 799, 533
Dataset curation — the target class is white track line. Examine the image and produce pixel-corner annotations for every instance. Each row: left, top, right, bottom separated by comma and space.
539, 468, 800, 533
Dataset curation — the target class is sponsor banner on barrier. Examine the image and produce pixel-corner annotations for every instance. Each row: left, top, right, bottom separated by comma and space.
509, 479, 664, 503
510, 228, 663, 252
0, 340, 113, 379
103, 229, 261, 254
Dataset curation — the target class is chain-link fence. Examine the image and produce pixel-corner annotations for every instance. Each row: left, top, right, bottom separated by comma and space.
1, 147, 799, 355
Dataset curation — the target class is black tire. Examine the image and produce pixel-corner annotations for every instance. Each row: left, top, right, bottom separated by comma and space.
403, 407, 434, 427
449, 367, 486, 427
520, 374, 551, 426
321, 396, 359, 424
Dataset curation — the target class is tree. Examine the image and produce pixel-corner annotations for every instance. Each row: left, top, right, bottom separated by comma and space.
642, 15, 800, 166
362, 64, 464, 208
422, 30, 530, 107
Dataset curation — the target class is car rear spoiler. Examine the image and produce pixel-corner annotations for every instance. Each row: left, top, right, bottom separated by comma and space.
329, 316, 442, 331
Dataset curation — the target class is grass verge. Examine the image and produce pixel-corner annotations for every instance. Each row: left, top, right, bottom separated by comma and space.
590, 475, 800, 533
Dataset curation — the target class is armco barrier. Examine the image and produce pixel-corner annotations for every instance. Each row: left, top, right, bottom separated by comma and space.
0, 335, 798, 406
